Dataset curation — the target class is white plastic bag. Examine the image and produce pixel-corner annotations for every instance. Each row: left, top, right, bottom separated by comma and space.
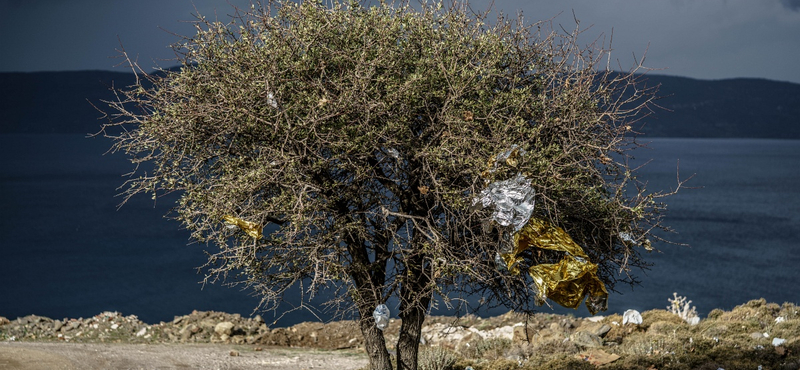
373, 304, 390, 330
622, 309, 642, 325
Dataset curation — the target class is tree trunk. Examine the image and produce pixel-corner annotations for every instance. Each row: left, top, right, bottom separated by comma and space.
395, 248, 433, 370
359, 315, 393, 370
396, 296, 430, 370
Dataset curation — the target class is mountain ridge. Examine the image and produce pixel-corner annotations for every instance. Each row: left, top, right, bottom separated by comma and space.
1, 70, 799, 138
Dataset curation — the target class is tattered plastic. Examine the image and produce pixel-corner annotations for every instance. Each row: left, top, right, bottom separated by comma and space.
266, 92, 278, 108
619, 232, 654, 251
385, 148, 400, 159
373, 304, 390, 330
481, 144, 526, 178
500, 217, 609, 315
223, 215, 263, 239
494, 252, 506, 271
472, 174, 536, 232
475, 147, 608, 315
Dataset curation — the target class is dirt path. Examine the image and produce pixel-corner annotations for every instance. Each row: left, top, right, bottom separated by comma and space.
0, 342, 368, 370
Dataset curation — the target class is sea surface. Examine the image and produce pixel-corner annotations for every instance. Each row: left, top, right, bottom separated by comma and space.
1, 134, 798, 325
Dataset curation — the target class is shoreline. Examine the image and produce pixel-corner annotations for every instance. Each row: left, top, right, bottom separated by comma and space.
3, 298, 800, 369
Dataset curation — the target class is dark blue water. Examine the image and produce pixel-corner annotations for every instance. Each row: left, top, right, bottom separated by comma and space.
1, 135, 798, 325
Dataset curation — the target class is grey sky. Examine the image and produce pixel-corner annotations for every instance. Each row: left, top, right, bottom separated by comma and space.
1, 0, 799, 83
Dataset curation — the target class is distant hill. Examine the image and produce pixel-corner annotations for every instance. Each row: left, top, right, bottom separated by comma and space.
1, 70, 799, 138
628, 74, 800, 138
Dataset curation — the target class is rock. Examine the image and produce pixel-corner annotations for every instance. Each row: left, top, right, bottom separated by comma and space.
53, 320, 63, 332
574, 349, 620, 365
577, 321, 612, 338
513, 324, 566, 345
512, 325, 528, 343
64, 320, 81, 332
254, 315, 265, 324
570, 331, 604, 348
593, 324, 612, 337
230, 350, 239, 356
181, 324, 199, 341
0, 316, 9, 326
215, 322, 235, 337
135, 327, 147, 337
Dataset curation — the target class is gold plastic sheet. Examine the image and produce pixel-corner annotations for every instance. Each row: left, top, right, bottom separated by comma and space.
501, 217, 608, 315
223, 215, 263, 239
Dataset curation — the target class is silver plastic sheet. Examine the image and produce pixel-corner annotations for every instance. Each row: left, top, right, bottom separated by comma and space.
473, 174, 535, 232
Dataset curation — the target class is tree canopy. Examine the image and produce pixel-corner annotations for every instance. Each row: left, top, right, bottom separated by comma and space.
103, 1, 675, 369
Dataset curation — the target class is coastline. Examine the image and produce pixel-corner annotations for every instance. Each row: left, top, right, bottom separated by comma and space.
2, 298, 799, 369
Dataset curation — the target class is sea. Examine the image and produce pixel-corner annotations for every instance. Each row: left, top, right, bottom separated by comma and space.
1, 134, 798, 326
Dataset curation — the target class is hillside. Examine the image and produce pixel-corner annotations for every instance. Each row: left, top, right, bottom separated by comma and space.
630, 74, 800, 138
1, 70, 799, 138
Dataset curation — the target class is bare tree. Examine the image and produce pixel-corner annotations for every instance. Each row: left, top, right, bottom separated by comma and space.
102, 1, 676, 369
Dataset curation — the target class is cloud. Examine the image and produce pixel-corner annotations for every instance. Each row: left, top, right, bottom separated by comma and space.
781, 0, 800, 11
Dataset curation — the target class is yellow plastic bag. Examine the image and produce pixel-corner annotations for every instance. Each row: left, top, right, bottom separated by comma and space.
223, 215, 263, 239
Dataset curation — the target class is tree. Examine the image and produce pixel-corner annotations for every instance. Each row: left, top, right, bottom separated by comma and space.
103, 1, 676, 369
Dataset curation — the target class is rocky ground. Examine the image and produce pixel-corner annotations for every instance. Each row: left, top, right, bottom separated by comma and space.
2, 298, 800, 369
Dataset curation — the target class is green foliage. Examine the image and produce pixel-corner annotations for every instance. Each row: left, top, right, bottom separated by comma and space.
104, 1, 674, 368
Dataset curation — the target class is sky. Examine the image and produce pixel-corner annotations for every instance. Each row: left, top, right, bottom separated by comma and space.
1, 0, 800, 84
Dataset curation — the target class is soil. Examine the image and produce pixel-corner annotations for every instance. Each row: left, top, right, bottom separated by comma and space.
2, 298, 800, 369
0, 342, 367, 370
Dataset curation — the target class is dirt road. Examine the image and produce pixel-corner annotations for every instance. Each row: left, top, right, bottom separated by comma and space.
0, 342, 368, 370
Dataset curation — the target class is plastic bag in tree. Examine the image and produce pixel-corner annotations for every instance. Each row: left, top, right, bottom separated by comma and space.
373, 304, 390, 330
472, 174, 536, 232
481, 144, 526, 178
501, 217, 608, 315
223, 215, 263, 239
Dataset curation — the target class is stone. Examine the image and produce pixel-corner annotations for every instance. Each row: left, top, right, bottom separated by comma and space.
64, 321, 81, 332
512, 325, 530, 343
230, 350, 239, 357
53, 320, 63, 332
593, 324, 612, 338
215, 322, 235, 337
574, 349, 620, 365
0, 316, 9, 326
181, 324, 199, 341
570, 331, 604, 348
